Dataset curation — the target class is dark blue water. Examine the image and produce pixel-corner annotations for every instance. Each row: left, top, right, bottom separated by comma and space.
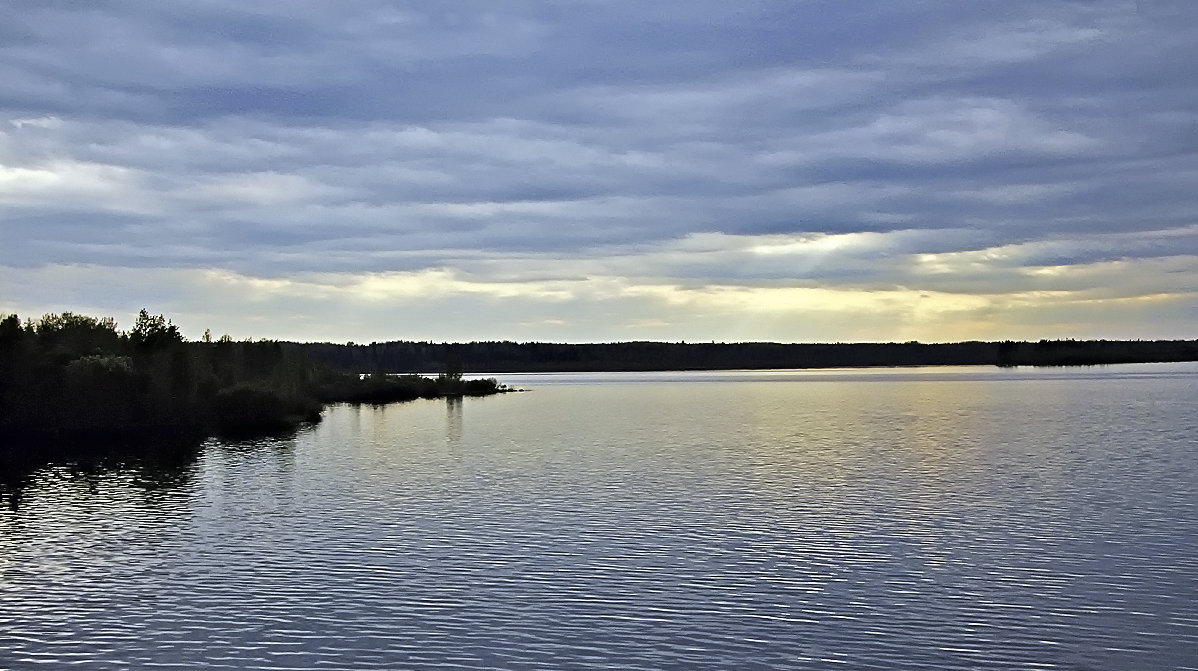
2, 364, 1196, 669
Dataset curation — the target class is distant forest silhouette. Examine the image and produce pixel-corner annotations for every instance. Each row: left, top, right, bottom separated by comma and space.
300, 338, 1198, 373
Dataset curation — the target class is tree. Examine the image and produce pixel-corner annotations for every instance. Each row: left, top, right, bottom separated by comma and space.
31, 312, 121, 358
129, 309, 183, 350
444, 350, 463, 381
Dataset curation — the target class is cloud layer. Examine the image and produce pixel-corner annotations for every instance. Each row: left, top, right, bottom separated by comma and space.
2, 1, 1196, 342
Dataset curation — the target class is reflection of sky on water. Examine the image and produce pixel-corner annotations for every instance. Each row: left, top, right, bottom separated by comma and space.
1, 364, 1195, 669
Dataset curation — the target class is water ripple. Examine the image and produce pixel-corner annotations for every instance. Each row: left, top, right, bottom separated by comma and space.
2, 365, 1197, 669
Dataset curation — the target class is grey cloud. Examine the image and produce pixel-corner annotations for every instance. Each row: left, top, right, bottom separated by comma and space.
2, 0, 1197, 340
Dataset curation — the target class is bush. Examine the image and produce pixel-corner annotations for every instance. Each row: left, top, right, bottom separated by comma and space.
210, 384, 295, 433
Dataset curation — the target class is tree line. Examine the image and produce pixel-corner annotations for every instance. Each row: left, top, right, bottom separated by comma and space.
4, 309, 1194, 441
299, 338, 1198, 373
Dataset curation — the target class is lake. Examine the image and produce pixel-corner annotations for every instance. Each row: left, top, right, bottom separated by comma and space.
2, 364, 1196, 670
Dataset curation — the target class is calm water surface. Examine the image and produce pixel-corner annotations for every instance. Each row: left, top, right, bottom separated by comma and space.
2, 364, 1197, 670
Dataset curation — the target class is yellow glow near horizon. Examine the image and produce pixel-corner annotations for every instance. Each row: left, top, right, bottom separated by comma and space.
3, 261, 1195, 343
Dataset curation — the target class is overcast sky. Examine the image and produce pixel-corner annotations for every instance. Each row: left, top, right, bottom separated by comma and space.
2, 1, 1196, 343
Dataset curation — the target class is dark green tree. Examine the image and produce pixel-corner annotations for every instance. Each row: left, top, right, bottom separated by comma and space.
130, 309, 183, 351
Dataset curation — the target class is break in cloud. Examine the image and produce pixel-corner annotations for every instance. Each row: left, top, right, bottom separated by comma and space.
1, 0, 1196, 343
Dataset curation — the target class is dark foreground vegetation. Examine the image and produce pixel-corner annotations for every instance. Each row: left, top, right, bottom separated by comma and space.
302, 338, 1198, 373
0, 311, 508, 446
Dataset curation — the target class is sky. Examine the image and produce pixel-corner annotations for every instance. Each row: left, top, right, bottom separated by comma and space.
2, 0, 1197, 344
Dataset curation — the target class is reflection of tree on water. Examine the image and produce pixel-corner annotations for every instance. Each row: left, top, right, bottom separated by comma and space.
0, 468, 29, 512
0, 434, 204, 512
446, 396, 463, 444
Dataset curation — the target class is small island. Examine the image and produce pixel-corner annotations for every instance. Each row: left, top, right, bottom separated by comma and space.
0, 310, 511, 446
